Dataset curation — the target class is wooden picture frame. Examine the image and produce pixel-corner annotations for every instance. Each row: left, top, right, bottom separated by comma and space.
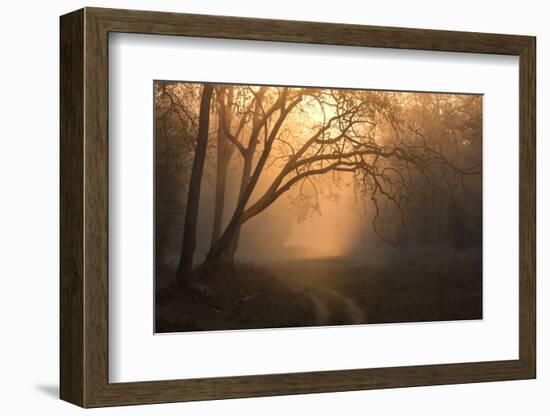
60, 7, 536, 408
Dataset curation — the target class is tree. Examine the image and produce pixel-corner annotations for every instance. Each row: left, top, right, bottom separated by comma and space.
206, 87, 304, 262
161, 84, 482, 274
381, 93, 482, 247
206, 88, 481, 262
209, 85, 260, 260
175, 84, 214, 281
154, 82, 201, 271
210, 86, 236, 245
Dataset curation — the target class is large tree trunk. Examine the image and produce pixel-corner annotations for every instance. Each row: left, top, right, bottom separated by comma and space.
176, 85, 214, 281
218, 88, 265, 263
224, 125, 259, 262
225, 226, 241, 261
210, 87, 235, 250
223, 158, 252, 262
206, 91, 300, 263
210, 221, 242, 263
211, 128, 231, 244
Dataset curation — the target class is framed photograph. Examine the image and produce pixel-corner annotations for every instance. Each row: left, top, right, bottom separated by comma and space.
60, 7, 536, 407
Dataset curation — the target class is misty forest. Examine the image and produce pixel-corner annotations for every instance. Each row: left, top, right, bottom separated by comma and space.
154, 81, 482, 332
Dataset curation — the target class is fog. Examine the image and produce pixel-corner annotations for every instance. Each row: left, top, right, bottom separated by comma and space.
195, 164, 363, 263
154, 82, 483, 331
154, 82, 482, 276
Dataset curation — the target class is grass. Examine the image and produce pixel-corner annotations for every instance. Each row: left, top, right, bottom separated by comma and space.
155, 261, 316, 332
155, 247, 482, 332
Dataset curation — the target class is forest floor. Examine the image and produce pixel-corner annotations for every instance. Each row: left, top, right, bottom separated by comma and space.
155, 261, 317, 332
155, 248, 482, 333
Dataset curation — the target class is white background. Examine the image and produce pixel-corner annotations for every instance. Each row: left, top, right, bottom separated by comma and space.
110, 34, 519, 382
0, 0, 546, 415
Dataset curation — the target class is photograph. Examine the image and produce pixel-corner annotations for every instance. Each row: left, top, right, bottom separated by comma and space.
0, 0, 541, 412
154, 81, 483, 333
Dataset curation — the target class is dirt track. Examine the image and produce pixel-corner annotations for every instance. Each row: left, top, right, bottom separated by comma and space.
268, 257, 368, 326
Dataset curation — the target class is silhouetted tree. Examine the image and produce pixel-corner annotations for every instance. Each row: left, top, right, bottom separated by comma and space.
176, 84, 214, 280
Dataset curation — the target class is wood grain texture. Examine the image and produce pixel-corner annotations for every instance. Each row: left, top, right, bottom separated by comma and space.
59, 7, 537, 408
83, 10, 110, 406
518, 38, 536, 375
89, 7, 532, 54
59, 8, 84, 407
